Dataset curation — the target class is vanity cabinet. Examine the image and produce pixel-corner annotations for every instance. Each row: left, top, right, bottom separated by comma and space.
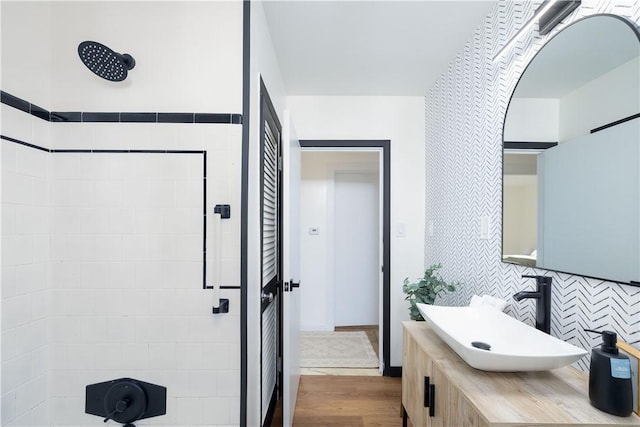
402, 321, 640, 426
402, 327, 434, 426
430, 362, 486, 427
403, 325, 486, 427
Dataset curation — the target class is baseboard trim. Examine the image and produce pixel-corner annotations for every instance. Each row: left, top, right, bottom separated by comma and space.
388, 366, 402, 377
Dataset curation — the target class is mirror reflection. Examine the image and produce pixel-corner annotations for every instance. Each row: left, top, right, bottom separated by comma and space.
502, 14, 640, 284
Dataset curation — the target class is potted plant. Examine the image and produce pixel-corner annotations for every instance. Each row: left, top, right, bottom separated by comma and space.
402, 263, 458, 321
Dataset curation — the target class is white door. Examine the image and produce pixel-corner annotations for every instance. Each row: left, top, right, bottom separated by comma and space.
282, 110, 301, 426
334, 171, 380, 326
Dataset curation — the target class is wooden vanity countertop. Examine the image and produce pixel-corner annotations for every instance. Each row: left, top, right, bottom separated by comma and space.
403, 321, 640, 426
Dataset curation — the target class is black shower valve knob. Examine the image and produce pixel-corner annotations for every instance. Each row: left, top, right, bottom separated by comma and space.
85, 378, 166, 425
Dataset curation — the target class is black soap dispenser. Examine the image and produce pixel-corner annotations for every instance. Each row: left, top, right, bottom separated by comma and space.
585, 329, 633, 417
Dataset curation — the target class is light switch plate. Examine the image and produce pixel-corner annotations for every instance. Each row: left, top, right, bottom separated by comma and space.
480, 216, 491, 240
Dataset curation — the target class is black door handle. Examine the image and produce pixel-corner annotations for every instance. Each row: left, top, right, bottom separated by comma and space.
423, 376, 430, 408
290, 279, 300, 289
429, 384, 435, 417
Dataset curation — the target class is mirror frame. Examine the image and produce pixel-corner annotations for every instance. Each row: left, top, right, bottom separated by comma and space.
501, 13, 640, 287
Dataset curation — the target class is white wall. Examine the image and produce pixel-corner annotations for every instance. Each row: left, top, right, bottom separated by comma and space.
1, 2, 53, 107
1, 108, 51, 427
560, 57, 640, 142
47, 1, 243, 112
247, 1, 287, 425
1, 120, 243, 427
286, 96, 426, 368
45, 124, 241, 427
503, 98, 559, 141
1, 1, 243, 113
299, 152, 379, 331
1, 1, 244, 425
505, 58, 639, 144
2, 117, 243, 427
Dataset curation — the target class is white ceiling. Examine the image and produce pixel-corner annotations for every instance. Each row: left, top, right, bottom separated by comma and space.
262, 0, 497, 96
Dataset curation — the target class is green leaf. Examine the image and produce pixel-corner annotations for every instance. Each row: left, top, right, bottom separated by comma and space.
402, 263, 461, 319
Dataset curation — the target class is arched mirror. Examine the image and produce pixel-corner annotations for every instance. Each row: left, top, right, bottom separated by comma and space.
502, 14, 640, 285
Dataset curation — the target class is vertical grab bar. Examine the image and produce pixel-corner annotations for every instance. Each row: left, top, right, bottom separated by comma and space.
211, 205, 230, 314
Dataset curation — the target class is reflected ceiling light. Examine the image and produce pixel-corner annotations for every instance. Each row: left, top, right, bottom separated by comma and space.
492, 0, 561, 62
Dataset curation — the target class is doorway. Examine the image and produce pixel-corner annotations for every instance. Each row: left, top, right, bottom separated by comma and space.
298, 140, 391, 375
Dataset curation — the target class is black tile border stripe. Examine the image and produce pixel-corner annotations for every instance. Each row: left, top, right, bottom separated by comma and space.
1, 134, 208, 289
30, 104, 50, 121
121, 112, 156, 123
83, 112, 119, 122
158, 113, 194, 123
590, 113, 640, 134
196, 113, 242, 124
503, 141, 558, 150
51, 111, 82, 122
1, 134, 51, 152
203, 152, 208, 290
0, 136, 208, 156
1, 90, 242, 125
1, 91, 30, 112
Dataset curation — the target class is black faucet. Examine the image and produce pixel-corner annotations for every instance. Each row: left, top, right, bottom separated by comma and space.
513, 275, 552, 334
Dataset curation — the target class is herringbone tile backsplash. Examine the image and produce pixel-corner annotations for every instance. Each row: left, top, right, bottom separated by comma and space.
425, 0, 640, 371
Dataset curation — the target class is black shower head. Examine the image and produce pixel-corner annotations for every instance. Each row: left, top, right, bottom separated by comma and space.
77, 41, 135, 81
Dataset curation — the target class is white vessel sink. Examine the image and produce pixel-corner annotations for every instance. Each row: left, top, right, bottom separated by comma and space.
417, 304, 587, 372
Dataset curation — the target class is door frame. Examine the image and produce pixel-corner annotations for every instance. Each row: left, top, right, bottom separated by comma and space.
299, 140, 391, 375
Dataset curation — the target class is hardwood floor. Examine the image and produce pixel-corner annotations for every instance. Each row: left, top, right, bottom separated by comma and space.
292, 375, 405, 426
272, 326, 390, 426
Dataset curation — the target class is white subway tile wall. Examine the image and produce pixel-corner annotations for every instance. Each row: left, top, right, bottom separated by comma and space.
2, 113, 242, 425
425, 0, 640, 370
1, 110, 52, 426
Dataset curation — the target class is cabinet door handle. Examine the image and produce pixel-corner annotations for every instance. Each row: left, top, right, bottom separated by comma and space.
429, 384, 435, 417
423, 376, 430, 408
